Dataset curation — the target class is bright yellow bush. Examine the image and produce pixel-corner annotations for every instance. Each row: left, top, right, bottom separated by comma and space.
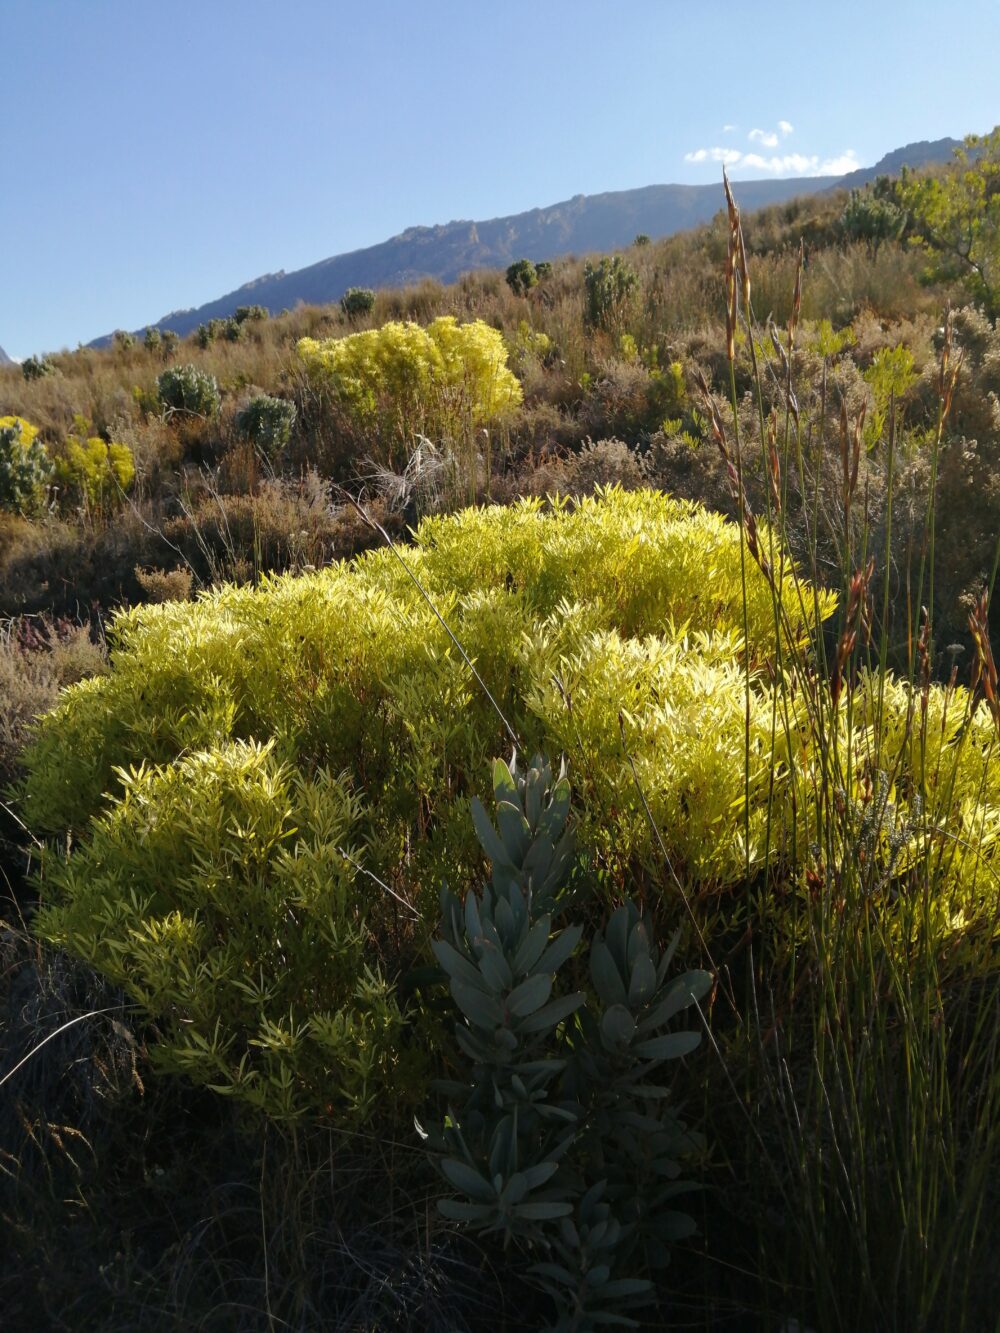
53, 433, 135, 516
0, 415, 41, 446
298, 316, 522, 463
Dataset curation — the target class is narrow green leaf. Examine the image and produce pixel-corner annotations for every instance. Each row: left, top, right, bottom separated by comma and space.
522, 1160, 560, 1190
431, 938, 489, 991
628, 953, 656, 1007
492, 757, 518, 804
512, 916, 552, 975
496, 799, 531, 865
437, 1198, 494, 1222
477, 944, 513, 993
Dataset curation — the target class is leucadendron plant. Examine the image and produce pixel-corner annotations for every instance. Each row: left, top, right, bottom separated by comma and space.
421, 753, 711, 1333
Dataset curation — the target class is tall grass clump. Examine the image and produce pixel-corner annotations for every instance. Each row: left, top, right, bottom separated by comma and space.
694, 170, 1000, 1332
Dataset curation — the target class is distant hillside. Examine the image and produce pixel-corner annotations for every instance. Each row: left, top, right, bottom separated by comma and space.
97, 177, 841, 344
94, 136, 962, 345
0, 346, 12, 367
831, 136, 961, 191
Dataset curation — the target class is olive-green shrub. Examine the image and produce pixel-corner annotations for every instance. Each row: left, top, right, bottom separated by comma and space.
505, 259, 538, 296
157, 363, 221, 417
583, 256, 639, 332
0, 416, 53, 516
339, 287, 376, 318
234, 394, 297, 458
33, 741, 422, 1123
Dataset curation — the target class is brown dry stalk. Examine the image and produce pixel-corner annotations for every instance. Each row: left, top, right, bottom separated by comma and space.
831, 557, 875, 709
968, 588, 1000, 738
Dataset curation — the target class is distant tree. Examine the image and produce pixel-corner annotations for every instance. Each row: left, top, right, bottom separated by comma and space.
633, 233, 651, 247
505, 259, 538, 296
161, 329, 179, 360
340, 287, 376, 319
144, 327, 162, 352
21, 354, 54, 381
113, 329, 135, 352
534, 261, 553, 280
840, 180, 906, 255
583, 255, 639, 332
223, 317, 245, 342
234, 304, 269, 324
195, 319, 227, 348
899, 127, 1000, 315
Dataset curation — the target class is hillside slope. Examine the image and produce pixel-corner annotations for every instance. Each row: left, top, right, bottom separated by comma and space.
102, 176, 838, 343
95, 136, 962, 344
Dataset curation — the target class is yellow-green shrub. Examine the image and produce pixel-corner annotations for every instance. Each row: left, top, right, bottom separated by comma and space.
52, 433, 135, 518
34, 741, 422, 1123
298, 316, 522, 465
25, 488, 1000, 1124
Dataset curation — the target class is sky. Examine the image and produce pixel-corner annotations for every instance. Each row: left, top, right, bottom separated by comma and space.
3, 0, 999, 360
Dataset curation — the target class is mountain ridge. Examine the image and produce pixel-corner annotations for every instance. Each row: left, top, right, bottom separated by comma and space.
92, 136, 962, 346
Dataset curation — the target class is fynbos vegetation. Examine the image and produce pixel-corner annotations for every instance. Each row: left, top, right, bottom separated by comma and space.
3, 128, 1000, 1330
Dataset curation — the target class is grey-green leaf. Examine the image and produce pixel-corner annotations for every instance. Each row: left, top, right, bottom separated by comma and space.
633, 1030, 701, 1061
507, 972, 553, 1017
441, 1158, 497, 1202
518, 991, 586, 1034
591, 939, 627, 1006
600, 1003, 637, 1048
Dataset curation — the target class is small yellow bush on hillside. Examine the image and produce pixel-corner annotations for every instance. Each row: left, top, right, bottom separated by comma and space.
53, 433, 135, 517
298, 316, 522, 464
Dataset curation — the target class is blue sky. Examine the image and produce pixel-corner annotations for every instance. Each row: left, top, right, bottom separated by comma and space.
3, 0, 998, 359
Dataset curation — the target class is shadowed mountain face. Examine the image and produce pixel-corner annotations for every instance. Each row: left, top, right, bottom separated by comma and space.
94, 137, 962, 345
0, 346, 12, 366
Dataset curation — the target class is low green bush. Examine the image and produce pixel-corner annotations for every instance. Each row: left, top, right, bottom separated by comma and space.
234, 393, 297, 458
340, 287, 376, 318
505, 259, 538, 296
0, 416, 53, 517
157, 364, 221, 417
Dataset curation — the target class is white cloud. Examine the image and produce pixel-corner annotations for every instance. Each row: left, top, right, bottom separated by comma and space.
749, 128, 779, 148
818, 150, 861, 174
722, 123, 737, 132
684, 146, 743, 165
778, 120, 794, 136
683, 146, 861, 177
